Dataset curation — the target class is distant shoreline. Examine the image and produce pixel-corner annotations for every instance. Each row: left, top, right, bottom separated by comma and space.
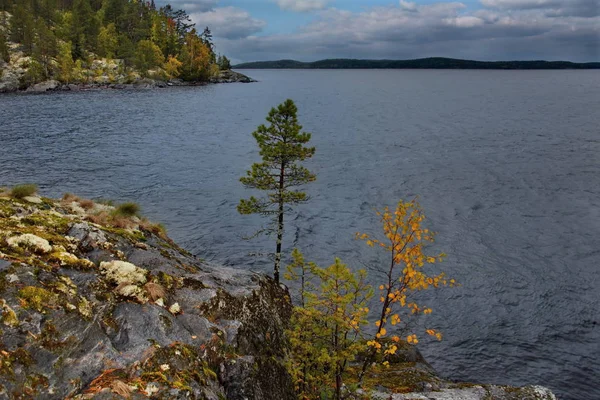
234, 57, 600, 70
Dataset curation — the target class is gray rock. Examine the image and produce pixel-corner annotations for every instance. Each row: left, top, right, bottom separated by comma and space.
210, 70, 256, 84
0, 197, 294, 399
26, 79, 60, 92
0, 69, 19, 93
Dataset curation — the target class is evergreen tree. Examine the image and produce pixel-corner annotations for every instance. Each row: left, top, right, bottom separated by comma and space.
33, 18, 57, 78
97, 22, 118, 58
56, 40, 75, 82
116, 33, 135, 64
134, 39, 163, 73
0, 0, 15, 12
102, 0, 123, 26
0, 31, 9, 63
238, 100, 316, 282
200, 26, 212, 50
1, 0, 230, 85
70, 0, 93, 58
217, 54, 231, 70
10, 3, 35, 54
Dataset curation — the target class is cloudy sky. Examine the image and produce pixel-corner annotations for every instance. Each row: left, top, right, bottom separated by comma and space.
157, 0, 599, 63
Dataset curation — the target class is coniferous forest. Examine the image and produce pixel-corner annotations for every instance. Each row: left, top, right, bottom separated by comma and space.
0, 0, 233, 88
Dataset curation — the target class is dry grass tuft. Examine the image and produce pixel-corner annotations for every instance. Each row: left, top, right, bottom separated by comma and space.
110, 380, 132, 398
145, 282, 167, 301
79, 198, 95, 210
139, 218, 168, 239
62, 193, 80, 202
85, 211, 110, 226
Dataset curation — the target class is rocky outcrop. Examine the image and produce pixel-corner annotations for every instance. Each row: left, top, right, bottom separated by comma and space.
369, 385, 557, 400
0, 194, 292, 399
0, 192, 558, 399
0, 46, 30, 93
0, 41, 255, 94
210, 70, 256, 84
25, 80, 60, 93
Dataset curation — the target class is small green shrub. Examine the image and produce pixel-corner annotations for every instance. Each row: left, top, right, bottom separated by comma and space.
114, 202, 140, 217
10, 184, 38, 199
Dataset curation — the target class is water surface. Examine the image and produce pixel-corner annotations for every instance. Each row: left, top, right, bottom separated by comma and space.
1, 69, 599, 399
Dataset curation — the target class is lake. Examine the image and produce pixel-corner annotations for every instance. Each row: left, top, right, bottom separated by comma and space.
1, 69, 599, 399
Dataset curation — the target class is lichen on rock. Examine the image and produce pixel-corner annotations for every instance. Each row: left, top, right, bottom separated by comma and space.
100, 260, 147, 285
6, 233, 52, 253
0, 193, 295, 399
0, 193, 558, 400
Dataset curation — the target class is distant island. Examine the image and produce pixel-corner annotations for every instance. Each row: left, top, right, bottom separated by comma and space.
234, 57, 600, 70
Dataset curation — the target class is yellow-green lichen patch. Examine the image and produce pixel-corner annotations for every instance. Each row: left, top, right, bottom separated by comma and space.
48, 250, 95, 270
18, 286, 58, 313
139, 342, 218, 393
1, 299, 19, 327
20, 211, 72, 235
51, 276, 78, 297
0, 199, 17, 218
0, 347, 34, 378
77, 296, 93, 319
100, 260, 147, 285
96, 224, 147, 243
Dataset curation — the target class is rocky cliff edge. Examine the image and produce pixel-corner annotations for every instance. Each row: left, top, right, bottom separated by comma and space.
0, 191, 557, 399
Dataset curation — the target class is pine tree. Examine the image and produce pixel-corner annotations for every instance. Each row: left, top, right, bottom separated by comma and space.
0, 31, 9, 63
10, 3, 35, 54
217, 54, 231, 70
200, 26, 212, 50
134, 39, 163, 73
97, 23, 118, 58
238, 99, 316, 282
33, 18, 57, 78
70, 0, 93, 59
56, 41, 75, 82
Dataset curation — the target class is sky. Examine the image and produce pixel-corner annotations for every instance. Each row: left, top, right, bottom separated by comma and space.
156, 0, 599, 63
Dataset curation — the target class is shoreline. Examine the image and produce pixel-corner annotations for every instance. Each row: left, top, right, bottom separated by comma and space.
0, 188, 559, 399
0, 70, 256, 95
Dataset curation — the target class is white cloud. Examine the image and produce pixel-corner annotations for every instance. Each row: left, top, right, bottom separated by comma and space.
190, 6, 266, 39
219, 1, 599, 63
480, 0, 600, 17
275, 0, 333, 12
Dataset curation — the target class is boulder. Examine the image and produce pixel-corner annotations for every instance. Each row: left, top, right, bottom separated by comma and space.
0, 196, 294, 399
26, 79, 60, 93
210, 70, 256, 84
0, 69, 19, 93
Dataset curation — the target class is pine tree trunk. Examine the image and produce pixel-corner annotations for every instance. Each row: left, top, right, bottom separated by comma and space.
274, 161, 285, 283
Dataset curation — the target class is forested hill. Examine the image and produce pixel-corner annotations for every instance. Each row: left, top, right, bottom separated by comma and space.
234, 58, 600, 70
0, 0, 234, 91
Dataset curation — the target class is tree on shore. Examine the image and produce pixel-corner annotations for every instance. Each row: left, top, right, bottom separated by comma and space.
238, 99, 316, 282
217, 54, 231, 70
1, 0, 230, 84
0, 31, 9, 63
284, 200, 456, 399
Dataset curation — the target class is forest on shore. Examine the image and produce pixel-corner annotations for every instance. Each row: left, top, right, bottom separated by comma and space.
0, 0, 232, 88
234, 57, 600, 70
